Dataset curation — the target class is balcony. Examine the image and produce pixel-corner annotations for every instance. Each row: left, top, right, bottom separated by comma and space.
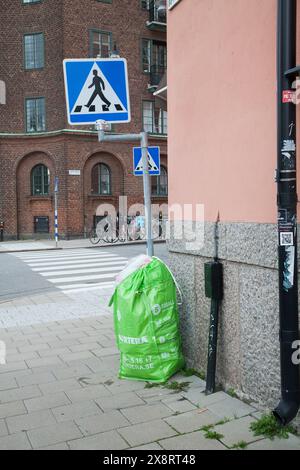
148, 64, 166, 91
147, 0, 167, 32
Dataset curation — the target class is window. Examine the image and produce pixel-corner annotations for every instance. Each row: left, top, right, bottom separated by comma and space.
23, 0, 42, 3
24, 33, 44, 69
25, 98, 46, 132
141, 0, 150, 9
142, 101, 168, 134
142, 39, 167, 73
152, 166, 168, 196
90, 30, 112, 58
91, 163, 111, 195
31, 164, 50, 196
168, 0, 181, 8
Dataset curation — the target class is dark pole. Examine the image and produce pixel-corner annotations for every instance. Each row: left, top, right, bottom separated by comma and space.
274, 0, 300, 425
205, 214, 223, 395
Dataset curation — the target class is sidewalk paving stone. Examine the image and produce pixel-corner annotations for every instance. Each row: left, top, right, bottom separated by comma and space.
182, 390, 228, 407
207, 396, 256, 419
95, 392, 145, 411
0, 432, 32, 450
51, 363, 92, 380
39, 378, 81, 395
0, 385, 41, 404
38, 347, 71, 359
162, 396, 197, 414
121, 403, 174, 425
76, 409, 130, 436
16, 371, 57, 387
6, 409, 57, 434
216, 416, 260, 447
26, 356, 64, 369
66, 384, 111, 403
24, 392, 71, 412
0, 376, 18, 392
52, 400, 103, 423
68, 430, 128, 450
164, 409, 221, 434
7, 351, 39, 363
27, 421, 83, 449
118, 419, 177, 447
159, 431, 226, 450
247, 435, 300, 450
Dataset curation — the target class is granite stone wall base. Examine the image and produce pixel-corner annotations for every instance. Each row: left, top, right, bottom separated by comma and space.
168, 221, 300, 409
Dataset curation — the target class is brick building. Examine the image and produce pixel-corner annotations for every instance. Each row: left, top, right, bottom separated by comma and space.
0, 0, 168, 239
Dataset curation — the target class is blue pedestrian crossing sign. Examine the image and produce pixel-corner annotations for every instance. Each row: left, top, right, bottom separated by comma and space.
133, 146, 160, 176
63, 58, 131, 125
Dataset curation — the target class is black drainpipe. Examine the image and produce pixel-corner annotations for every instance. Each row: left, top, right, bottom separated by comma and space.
274, 0, 300, 425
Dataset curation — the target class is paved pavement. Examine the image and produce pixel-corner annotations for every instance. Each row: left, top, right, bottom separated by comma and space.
0, 311, 300, 450
0, 244, 299, 450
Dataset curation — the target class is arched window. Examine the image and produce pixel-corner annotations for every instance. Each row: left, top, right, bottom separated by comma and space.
152, 165, 168, 196
91, 163, 111, 195
31, 164, 50, 196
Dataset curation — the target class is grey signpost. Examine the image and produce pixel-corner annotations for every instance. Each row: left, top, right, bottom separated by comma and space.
96, 121, 154, 257
54, 177, 59, 249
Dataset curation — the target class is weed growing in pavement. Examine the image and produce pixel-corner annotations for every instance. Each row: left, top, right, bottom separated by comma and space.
164, 381, 191, 392
181, 368, 206, 380
231, 441, 248, 450
250, 413, 298, 440
215, 417, 231, 426
226, 388, 238, 398
204, 430, 224, 440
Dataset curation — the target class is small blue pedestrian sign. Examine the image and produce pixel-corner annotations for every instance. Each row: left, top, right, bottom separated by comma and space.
63, 58, 131, 125
133, 146, 160, 176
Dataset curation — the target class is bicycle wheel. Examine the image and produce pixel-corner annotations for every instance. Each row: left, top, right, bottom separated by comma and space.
104, 234, 119, 244
89, 229, 100, 245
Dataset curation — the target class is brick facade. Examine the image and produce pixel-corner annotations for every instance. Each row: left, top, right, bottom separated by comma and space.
0, 0, 168, 239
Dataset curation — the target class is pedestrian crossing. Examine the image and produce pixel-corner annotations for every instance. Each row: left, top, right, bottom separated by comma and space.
12, 249, 128, 294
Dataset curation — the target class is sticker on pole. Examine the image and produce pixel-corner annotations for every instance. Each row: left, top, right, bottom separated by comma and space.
133, 146, 160, 176
63, 58, 131, 125
280, 232, 294, 246
282, 90, 295, 103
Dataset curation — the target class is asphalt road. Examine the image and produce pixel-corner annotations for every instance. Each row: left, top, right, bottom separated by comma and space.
0, 242, 169, 303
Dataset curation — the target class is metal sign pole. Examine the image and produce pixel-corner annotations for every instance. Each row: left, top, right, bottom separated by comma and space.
54, 177, 59, 249
141, 132, 154, 257
96, 121, 154, 257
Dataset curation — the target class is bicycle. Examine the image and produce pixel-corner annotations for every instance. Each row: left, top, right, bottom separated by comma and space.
89, 218, 119, 245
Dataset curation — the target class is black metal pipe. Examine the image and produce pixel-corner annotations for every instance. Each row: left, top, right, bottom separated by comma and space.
274, 0, 300, 426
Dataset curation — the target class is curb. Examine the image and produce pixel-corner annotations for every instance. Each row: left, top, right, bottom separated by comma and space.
0, 239, 166, 254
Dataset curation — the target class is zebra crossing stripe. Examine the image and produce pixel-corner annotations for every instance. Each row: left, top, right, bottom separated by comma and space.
32, 260, 127, 271
28, 256, 127, 267
20, 253, 123, 263
39, 265, 126, 277
49, 272, 119, 283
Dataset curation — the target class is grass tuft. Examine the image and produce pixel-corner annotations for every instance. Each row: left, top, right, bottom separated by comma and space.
204, 430, 224, 440
250, 413, 298, 440
231, 441, 248, 450
181, 368, 206, 380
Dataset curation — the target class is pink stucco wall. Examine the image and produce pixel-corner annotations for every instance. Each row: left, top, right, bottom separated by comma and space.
168, 0, 300, 223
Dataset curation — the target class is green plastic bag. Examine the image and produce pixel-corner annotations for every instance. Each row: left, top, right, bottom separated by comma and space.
109, 257, 184, 383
